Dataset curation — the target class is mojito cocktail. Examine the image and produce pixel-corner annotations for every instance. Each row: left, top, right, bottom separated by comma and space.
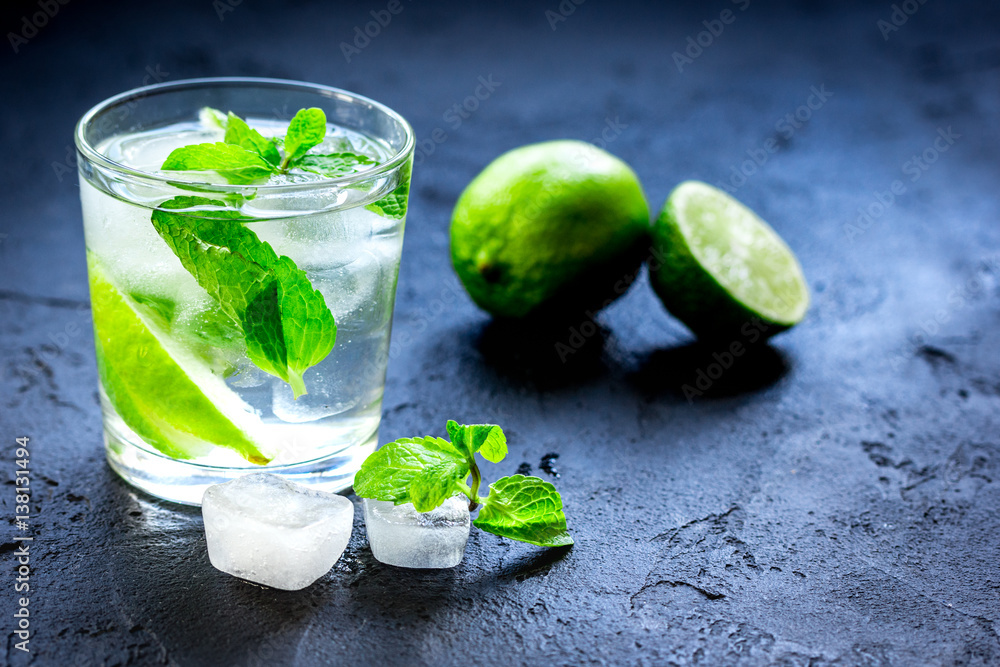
75, 79, 414, 504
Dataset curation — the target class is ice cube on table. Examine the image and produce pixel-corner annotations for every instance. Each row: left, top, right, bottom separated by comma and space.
202, 473, 354, 590
363, 496, 471, 569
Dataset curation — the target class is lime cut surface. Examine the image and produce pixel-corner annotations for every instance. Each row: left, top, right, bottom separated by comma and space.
88, 252, 271, 464
650, 181, 809, 339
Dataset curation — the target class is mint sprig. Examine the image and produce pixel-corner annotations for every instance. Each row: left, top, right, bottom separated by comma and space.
224, 112, 280, 168
161, 143, 274, 184
355, 421, 573, 548
297, 153, 376, 178
150, 196, 337, 398
281, 107, 327, 168
365, 158, 411, 220
160, 107, 380, 184
152, 106, 402, 397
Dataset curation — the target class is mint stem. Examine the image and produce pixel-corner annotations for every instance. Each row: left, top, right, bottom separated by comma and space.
468, 458, 483, 512
288, 371, 307, 399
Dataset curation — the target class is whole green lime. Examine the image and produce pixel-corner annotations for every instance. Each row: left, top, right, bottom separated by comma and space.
450, 140, 650, 319
649, 181, 809, 340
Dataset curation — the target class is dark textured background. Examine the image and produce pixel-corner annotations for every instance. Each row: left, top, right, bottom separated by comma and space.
2, 0, 1000, 665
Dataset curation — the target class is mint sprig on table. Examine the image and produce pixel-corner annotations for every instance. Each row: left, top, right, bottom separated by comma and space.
355, 421, 573, 548
162, 107, 376, 182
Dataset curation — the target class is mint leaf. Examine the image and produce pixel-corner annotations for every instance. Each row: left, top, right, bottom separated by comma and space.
271, 255, 337, 397
224, 112, 280, 167
354, 436, 469, 505
477, 427, 508, 463
241, 280, 290, 385
282, 107, 327, 167
445, 420, 507, 463
150, 196, 336, 397
151, 198, 275, 325
294, 152, 375, 178
358, 421, 573, 553
473, 475, 573, 547
150, 204, 287, 385
365, 158, 411, 219
161, 143, 274, 184
199, 106, 228, 130
175, 107, 383, 184
409, 460, 470, 512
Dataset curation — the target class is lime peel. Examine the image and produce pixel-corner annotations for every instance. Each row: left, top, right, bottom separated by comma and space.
450, 140, 650, 319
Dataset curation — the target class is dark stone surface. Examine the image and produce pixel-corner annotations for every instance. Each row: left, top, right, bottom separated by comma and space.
2, 0, 999, 664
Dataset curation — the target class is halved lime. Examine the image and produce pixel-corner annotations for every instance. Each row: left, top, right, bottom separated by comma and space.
88, 252, 270, 464
649, 181, 809, 339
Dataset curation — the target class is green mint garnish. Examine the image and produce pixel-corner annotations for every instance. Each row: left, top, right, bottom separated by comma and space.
355, 420, 573, 548
161, 143, 274, 184
280, 107, 328, 169
150, 196, 337, 398
446, 419, 508, 462
473, 475, 574, 548
162, 107, 380, 183
150, 106, 403, 395
224, 112, 280, 167
365, 158, 411, 220
355, 436, 467, 511
297, 153, 376, 178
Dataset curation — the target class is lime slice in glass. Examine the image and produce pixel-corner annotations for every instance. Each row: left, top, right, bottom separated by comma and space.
650, 181, 809, 339
88, 252, 270, 464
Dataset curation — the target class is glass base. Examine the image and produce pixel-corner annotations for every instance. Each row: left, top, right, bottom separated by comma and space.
105, 430, 376, 506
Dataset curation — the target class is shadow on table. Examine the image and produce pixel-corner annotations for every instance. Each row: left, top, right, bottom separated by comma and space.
489, 543, 571, 582
345, 557, 462, 637
104, 469, 319, 622
469, 315, 791, 401
344, 545, 570, 643
628, 341, 791, 401
472, 317, 614, 389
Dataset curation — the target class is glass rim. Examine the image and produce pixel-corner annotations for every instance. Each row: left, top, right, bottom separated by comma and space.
74, 76, 415, 194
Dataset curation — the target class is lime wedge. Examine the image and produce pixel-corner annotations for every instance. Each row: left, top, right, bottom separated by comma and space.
127, 290, 242, 377
650, 181, 809, 339
88, 252, 270, 464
